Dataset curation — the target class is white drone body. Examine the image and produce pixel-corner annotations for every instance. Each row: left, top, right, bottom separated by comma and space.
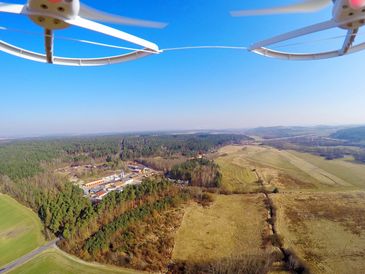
0, 0, 165, 66
232, 0, 365, 60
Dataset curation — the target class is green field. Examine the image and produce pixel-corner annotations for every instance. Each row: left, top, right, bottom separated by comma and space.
0, 194, 45, 267
9, 248, 142, 274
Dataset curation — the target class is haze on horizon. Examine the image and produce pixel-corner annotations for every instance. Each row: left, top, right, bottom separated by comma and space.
1, 0, 365, 138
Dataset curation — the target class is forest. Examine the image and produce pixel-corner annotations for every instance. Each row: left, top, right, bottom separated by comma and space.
0, 133, 250, 181
0, 136, 121, 180
168, 158, 222, 188
120, 134, 252, 159
58, 178, 190, 271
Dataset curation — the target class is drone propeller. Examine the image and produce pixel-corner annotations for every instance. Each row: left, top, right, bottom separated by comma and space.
231, 0, 332, 16
79, 4, 167, 29
65, 17, 160, 52
0, 2, 26, 14
0, 1, 163, 64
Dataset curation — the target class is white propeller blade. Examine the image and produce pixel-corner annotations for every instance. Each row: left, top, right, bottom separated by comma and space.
231, 0, 331, 16
0, 2, 26, 14
249, 19, 338, 49
79, 4, 167, 29
66, 17, 160, 52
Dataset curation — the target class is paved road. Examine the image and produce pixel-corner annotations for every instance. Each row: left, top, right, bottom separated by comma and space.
0, 239, 58, 274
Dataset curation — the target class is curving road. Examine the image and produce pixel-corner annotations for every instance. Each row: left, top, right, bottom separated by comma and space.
0, 239, 58, 274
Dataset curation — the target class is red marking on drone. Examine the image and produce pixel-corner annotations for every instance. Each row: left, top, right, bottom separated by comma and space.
349, 0, 365, 8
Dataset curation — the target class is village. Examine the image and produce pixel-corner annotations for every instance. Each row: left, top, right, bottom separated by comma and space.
80, 163, 158, 201
56, 161, 159, 202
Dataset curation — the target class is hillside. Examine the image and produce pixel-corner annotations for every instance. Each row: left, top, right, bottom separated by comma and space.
243, 126, 341, 139
331, 126, 365, 143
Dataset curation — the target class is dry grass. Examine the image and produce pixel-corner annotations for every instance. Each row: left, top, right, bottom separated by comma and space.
215, 145, 319, 192
215, 156, 258, 192
272, 192, 365, 274
172, 194, 268, 264
289, 151, 365, 189
213, 145, 365, 273
215, 145, 365, 192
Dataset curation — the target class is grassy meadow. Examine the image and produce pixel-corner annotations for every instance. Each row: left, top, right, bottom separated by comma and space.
273, 192, 365, 274
172, 194, 268, 264
0, 194, 45, 267
9, 248, 142, 274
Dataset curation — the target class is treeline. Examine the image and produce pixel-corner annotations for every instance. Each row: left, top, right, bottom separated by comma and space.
168, 158, 222, 188
95, 178, 172, 216
0, 173, 94, 238
120, 134, 251, 160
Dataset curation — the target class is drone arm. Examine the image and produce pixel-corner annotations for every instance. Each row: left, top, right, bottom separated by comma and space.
45, 29, 54, 64
250, 20, 338, 50
0, 3, 26, 14
65, 17, 160, 52
340, 28, 358, 55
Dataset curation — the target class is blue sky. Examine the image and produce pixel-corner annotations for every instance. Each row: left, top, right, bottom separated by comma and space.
1, 0, 365, 137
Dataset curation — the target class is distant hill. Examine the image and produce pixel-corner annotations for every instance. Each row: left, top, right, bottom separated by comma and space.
244, 126, 342, 139
331, 126, 365, 143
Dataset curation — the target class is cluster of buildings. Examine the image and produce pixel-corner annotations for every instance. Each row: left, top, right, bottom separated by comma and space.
81, 163, 156, 202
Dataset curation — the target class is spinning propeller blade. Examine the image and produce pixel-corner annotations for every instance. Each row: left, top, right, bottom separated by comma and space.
231, 0, 331, 16
79, 4, 167, 29
66, 17, 160, 52
0, 2, 26, 14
